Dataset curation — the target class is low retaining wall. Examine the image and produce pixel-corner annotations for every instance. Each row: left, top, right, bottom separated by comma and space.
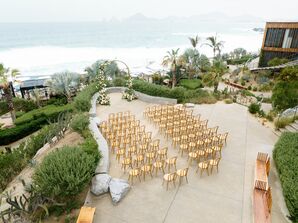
106, 87, 177, 104
89, 93, 109, 173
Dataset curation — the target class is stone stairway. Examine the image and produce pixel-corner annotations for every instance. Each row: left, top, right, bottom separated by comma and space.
274, 120, 298, 137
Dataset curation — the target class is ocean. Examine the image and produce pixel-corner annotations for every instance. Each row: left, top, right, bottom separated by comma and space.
0, 20, 264, 80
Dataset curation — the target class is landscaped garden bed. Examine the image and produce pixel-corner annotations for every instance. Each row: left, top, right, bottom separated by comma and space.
273, 132, 298, 222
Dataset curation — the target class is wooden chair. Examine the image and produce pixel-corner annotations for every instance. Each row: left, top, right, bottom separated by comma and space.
76, 206, 96, 223
162, 172, 176, 190
127, 145, 137, 156
188, 152, 198, 166
157, 147, 168, 160
165, 156, 178, 172
145, 151, 156, 164
196, 149, 205, 163
197, 160, 209, 177
209, 158, 221, 174
133, 154, 144, 167
121, 157, 133, 172
141, 164, 153, 181
213, 145, 223, 158
179, 143, 189, 157
116, 148, 126, 163
176, 168, 189, 185
153, 160, 165, 176
128, 168, 141, 185
220, 132, 228, 144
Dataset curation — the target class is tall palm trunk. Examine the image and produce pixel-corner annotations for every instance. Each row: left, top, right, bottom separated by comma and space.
172, 73, 176, 88
3, 86, 16, 123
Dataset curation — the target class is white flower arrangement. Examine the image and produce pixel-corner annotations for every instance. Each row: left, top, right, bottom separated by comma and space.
122, 76, 137, 102
97, 64, 110, 105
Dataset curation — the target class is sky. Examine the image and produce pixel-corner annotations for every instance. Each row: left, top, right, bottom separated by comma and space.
0, 0, 297, 22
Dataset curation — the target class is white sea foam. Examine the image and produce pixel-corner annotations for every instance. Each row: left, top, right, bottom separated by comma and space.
0, 31, 263, 80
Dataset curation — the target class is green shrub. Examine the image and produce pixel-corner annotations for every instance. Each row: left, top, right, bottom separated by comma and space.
253, 86, 258, 91
224, 98, 233, 104
79, 135, 101, 165
0, 98, 38, 115
258, 83, 272, 92
268, 57, 289, 66
15, 111, 25, 118
274, 116, 298, 129
73, 83, 98, 112
70, 113, 90, 134
262, 97, 272, 103
247, 86, 252, 90
15, 104, 73, 125
133, 79, 186, 102
0, 149, 27, 191
266, 110, 277, 122
0, 123, 66, 191
272, 81, 298, 111
179, 79, 203, 90
279, 66, 298, 82
248, 103, 261, 114
33, 146, 96, 201
240, 80, 245, 86
45, 96, 68, 106
112, 77, 127, 87
273, 132, 298, 222
0, 116, 47, 145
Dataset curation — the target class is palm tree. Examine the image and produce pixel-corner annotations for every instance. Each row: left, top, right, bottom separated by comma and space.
0, 64, 20, 123
205, 35, 224, 58
85, 60, 120, 82
210, 60, 228, 92
46, 71, 80, 103
188, 35, 200, 49
162, 49, 180, 88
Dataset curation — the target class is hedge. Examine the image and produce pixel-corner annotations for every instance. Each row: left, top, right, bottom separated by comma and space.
0, 116, 47, 145
133, 79, 218, 103
179, 79, 204, 90
15, 104, 73, 125
0, 98, 38, 115
133, 79, 186, 102
273, 132, 298, 222
73, 83, 98, 112
0, 104, 72, 145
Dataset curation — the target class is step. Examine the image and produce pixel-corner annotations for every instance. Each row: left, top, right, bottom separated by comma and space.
273, 130, 281, 137
289, 122, 298, 131
285, 125, 298, 133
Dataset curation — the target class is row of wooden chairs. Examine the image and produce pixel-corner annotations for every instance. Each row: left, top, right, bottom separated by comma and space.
144, 105, 228, 177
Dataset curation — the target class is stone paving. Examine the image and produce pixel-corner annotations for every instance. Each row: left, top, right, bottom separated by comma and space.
87, 93, 289, 223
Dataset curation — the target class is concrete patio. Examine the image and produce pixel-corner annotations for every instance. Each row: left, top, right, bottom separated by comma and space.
87, 93, 289, 223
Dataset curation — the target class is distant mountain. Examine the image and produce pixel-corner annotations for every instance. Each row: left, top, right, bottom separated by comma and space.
123, 12, 264, 23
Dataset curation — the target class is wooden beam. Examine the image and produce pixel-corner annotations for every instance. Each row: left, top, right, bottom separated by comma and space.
262, 47, 298, 53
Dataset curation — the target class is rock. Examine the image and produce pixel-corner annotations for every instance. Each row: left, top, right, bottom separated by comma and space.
185, 103, 195, 108
91, 174, 111, 196
109, 178, 130, 204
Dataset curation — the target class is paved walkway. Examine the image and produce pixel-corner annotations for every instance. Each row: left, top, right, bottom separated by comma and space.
88, 93, 289, 223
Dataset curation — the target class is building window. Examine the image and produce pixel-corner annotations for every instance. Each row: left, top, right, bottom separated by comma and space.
265, 28, 285, 48
290, 29, 298, 48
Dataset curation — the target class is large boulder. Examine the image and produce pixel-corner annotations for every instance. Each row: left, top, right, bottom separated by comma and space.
91, 174, 111, 196
109, 178, 130, 204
